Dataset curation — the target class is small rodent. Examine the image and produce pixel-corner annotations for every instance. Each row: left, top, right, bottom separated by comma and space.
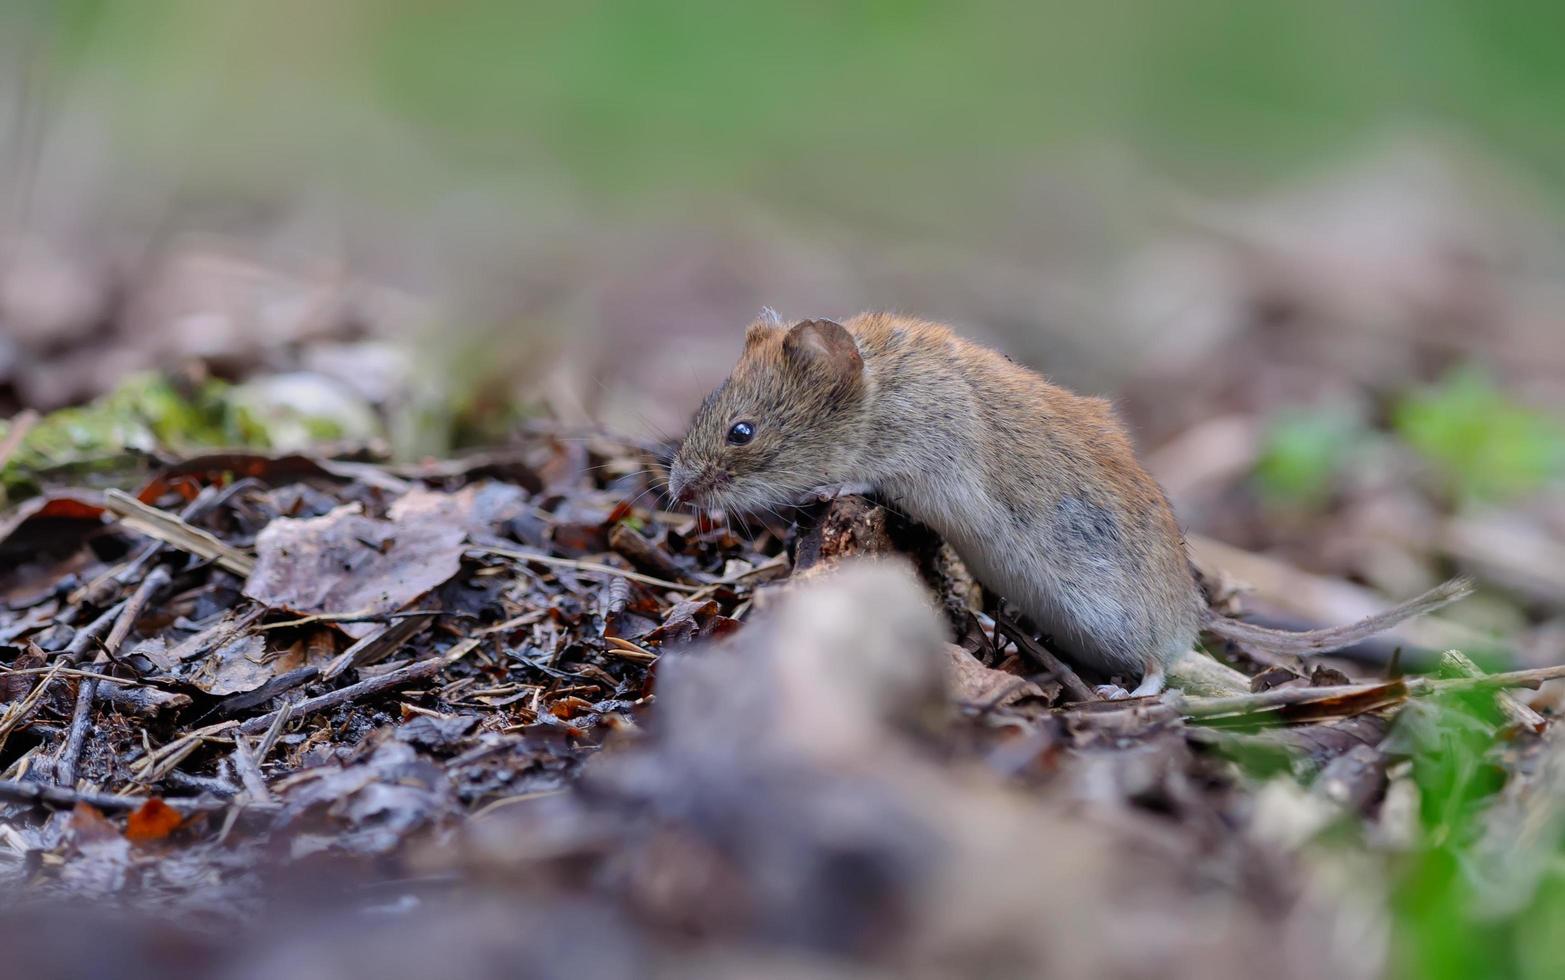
670, 310, 1470, 697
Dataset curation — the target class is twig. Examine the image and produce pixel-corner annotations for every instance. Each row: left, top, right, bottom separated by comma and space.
255, 609, 444, 631
127, 720, 239, 782
690, 555, 792, 598
56, 566, 173, 787
1439, 649, 1548, 735
130, 733, 223, 792
1175, 664, 1565, 723
102, 489, 256, 576
229, 735, 272, 802
0, 777, 275, 815
0, 666, 155, 686
1177, 682, 1408, 721
321, 614, 435, 681
0, 660, 68, 757
73, 481, 242, 605
237, 656, 449, 736
475, 546, 702, 593
1427, 665, 1565, 695
469, 788, 567, 821
993, 607, 1099, 703
254, 700, 293, 765
214, 666, 318, 716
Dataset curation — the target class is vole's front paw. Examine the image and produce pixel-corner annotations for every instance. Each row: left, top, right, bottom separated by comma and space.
1095, 684, 1132, 701
802, 482, 877, 505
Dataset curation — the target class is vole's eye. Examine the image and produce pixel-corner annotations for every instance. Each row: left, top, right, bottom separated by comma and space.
726, 421, 756, 446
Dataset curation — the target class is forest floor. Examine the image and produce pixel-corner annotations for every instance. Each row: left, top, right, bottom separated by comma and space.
0, 420, 1561, 980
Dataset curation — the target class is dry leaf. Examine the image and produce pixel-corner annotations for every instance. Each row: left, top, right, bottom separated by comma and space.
243, 503, 466, 638
125, 798, 184, 842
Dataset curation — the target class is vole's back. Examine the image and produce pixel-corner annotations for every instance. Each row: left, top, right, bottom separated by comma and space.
842, 313, 1203, 675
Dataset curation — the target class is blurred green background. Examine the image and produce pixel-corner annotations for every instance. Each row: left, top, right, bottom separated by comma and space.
16, 0, 1565, 211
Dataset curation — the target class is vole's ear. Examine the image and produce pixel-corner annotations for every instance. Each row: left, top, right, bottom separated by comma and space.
744, 308, 785, 348
783, 318, 863, 385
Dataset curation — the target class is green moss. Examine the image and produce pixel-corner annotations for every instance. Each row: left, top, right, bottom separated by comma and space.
2, 373, 271, 505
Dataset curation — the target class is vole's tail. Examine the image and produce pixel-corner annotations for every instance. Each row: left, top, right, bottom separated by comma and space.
1203, 576, 1475, 657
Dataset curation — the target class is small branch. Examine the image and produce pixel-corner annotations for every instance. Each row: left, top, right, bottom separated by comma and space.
0, 777, 275, 815
475, 546, 703, 593
215, 666, 318, 716
1426, 665, 1565, 695
1175, 664, 1565, 724
237, 656, 448, 735
1178, 681, 1409, 723
230, 735, 272, 802
127, 720, 240, 782
321, 614, 435, 681
992, 607, 1099, 704
254, 701, 293, 764
72, 482, 237, 606
1439, 649, 1548, 735
254, 609, 445, 631
56, 567, 173, 788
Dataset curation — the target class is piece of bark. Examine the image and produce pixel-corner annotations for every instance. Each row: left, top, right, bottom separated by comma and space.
945, 644, 1045, 708
609, 523, 697, 583
99, 684, 191, 718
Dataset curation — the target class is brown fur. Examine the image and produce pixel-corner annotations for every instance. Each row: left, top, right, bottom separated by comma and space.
672, 312, 1469, 691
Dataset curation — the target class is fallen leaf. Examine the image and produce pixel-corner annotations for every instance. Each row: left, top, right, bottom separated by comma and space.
243, 503, 466, 638
642, 599, 740, 647
387, 483, 529, 539
0, 491, 107, 556
125, 798, 184, 842
67, 802, 120, 844
185, 633, 271, 695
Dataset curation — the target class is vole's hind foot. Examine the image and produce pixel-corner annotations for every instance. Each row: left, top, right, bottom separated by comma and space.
1095, 662, 1166, 701
1130, 661, 1166, 698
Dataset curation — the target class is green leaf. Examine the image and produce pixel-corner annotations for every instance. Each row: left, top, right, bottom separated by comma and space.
1393, 368, 1565, 503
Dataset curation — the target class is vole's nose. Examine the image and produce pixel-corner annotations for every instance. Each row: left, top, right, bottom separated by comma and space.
668, 466, 694, 505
